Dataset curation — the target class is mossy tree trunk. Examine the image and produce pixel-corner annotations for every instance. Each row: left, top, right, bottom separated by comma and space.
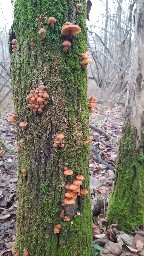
12, 0, 92, 255
107, 0, 144, 232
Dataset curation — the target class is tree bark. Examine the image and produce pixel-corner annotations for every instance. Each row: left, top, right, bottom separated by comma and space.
12, 0, 92, 255
107, 0, 144, 232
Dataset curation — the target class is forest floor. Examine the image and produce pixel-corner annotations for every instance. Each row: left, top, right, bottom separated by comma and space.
0, 102, 144, 256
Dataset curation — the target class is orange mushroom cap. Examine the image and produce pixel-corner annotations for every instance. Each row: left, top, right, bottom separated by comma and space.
39, 28, 46, 39
68, 184, 79, 191
76, 174, 85, 180
65, 191, 74, 198
37, 97, 43, 103
21, 168, 27, 176
80, 189, 88, 195
64, 168, 73, 176
88, 97, 96, 103
8, 116, 16, 122
81, 59, 93, 65
64, 216, 71, 221
38, 84, 46, 90
43, 92, 49, 98
73, 179, 82, 186
19, 121, 28, 128
15, 253, 20, 256
64, 197, 75, 205
81, 52, 90, 59
61, 23, 81, 36
54, 224, 61, 234
62, 40, 71, 47
38, 108, 43, 113
65, 184, 70, 190
12, 39, 17, 44
12, 44, 17, 49
39, 27, 46, 34
56, 133, 64, 140
55, 224, 62, 229
23, 249, 29, 256
87, 135, 94, 142
48, 17, 56, 23
88, 102, 96, 108
48, 17, 56, 29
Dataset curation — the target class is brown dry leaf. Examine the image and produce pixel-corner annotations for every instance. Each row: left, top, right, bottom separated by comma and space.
5, 241, 15, 249
136, 240, 144, 251
92, 222, 100, 236
0, 150, 5, 157
102, 240, 122, 255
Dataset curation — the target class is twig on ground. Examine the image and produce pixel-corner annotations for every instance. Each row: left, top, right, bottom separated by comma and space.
89, 124, 110, 139
91, 148, 115, 171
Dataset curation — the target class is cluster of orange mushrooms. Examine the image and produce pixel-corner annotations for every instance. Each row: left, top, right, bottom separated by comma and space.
53, 168, 88, 233
26, 84, 49, 113
81, 52, 93, 69
88, 97, 97, 113
53, 133, 65, 148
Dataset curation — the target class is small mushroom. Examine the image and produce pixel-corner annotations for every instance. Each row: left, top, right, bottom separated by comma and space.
76, 174, 85, 180
81, 52, 90, 59
84, 135, 94, 144
68, 184, 79, 191
15, 253, 20, 256
23, 249, 29, 256
73, 179, 82, 186
65, 184, 70, 190
80, 189, 88, 195
64, 216, 71, 221
56, 134, 64, 141
64, 168, 73, 176
48, 17, 56, 29
54, 224, 62, 234
39, 27, 46, 39
21, 168, 27, 176
65, 191, 74, 198
61, 23, 81, 37
12, 39, 17, 44
81, 58, 93, 68
64, 197, 75, 205
19, 121, 28, 129
62, 40, 71, 52
7, 116, 16, 122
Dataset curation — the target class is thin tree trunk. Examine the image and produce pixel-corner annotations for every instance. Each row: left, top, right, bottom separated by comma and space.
102, 0, 108, 87
12, 0, 92, 255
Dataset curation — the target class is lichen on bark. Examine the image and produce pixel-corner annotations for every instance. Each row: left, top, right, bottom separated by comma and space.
12, 0, 92, 255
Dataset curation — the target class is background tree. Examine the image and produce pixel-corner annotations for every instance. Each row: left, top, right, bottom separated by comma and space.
107, 0, 144, 232
11, 0, 92, 255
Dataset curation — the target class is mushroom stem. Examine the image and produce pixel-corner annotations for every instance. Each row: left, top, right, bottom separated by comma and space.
51, 23, 54, 30
63, 46, 68, 52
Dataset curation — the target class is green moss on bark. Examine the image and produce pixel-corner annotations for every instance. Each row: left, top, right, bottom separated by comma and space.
12, 0, 92, 255
107, 123, 144, 232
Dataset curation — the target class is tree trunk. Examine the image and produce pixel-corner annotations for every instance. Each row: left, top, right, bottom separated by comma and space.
102, 0, 108, 88
107, 0, 144, 232
12, 0, 92, 255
